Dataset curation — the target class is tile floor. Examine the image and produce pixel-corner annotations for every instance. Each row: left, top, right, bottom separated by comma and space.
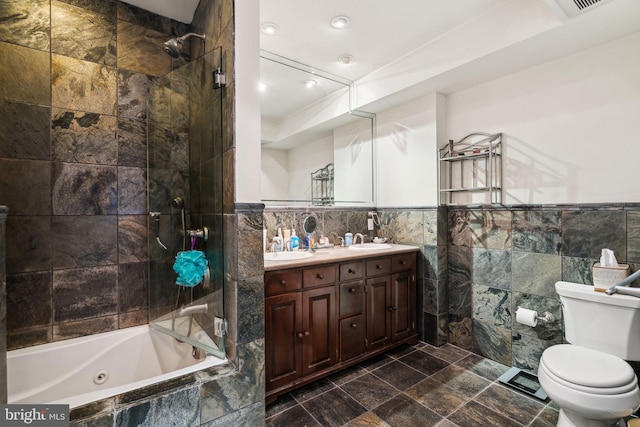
265, 342, 559, 427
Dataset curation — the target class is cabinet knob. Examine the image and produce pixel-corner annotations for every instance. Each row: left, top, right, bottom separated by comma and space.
348, 268, 355, 274
316, 273, 324, 279
399, 260, 407, 265
349, 287, 356, 293
388, 306, 398, 311
304, 331, 310, 336
297, 332, 304, 337
351, 323, 357, 328
297, 332, 310, 337
280, 280, 286, 286
376, 264, 383, 269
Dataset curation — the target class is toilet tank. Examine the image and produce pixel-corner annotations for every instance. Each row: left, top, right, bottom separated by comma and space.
556, 281, 640, 360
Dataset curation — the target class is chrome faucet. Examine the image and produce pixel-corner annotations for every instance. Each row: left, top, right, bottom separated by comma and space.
329, 231, 344, 247
176, 303, 208, 317
172, 303, 208, 338
354, 233, 365, 245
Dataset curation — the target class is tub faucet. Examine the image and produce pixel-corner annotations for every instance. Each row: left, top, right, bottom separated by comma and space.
177, 303, 208, 317
173, 303, 208, 339
354, 233, 365, 245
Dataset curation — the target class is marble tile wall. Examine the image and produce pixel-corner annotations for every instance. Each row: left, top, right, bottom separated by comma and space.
447, 204, 640, 372
0, 0, 264, 424
0, 0, 188, 349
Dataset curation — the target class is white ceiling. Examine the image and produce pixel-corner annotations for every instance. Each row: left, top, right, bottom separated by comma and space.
259, 0, 511, 82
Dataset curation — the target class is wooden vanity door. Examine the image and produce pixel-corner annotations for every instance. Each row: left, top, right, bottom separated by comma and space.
302, 286, 337, 376
366, 275, 391, 350
265, 293, 303, 391
390, 270, 416, 341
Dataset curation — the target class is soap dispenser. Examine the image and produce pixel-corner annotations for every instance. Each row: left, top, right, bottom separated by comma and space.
291, 229, 300, 251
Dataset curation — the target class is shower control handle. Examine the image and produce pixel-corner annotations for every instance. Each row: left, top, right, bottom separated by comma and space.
188, 227, 209, 242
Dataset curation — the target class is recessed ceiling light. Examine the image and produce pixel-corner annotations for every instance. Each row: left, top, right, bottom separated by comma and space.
261, 22, 280, 35
304, 79, 317, 89
331, 15, 350, 29
338, 54, 354, 65
258, 82, 268, 92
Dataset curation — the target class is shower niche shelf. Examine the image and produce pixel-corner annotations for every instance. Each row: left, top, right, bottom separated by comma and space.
439, 132, 502, 205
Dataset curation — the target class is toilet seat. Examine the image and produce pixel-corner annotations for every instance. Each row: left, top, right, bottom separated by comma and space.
540, 344, 637, 394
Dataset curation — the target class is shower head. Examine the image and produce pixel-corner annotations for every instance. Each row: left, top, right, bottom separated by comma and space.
163, 33, 206, 58
171, 197, 185, 209
164, 38, 181, 58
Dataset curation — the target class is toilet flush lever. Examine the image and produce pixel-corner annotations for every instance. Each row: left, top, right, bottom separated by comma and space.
606, 268, 640, 297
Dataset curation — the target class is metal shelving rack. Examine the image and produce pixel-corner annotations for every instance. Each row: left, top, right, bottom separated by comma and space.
439, 132, 502, 205
311, 163, 334, 206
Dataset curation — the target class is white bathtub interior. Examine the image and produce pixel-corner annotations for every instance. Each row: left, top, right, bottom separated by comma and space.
7, 324, 227, 408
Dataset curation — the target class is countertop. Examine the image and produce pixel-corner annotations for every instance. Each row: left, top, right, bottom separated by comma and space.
263, 243, 419, 271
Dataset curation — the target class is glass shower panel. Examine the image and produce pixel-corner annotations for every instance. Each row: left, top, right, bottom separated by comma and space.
147, 47, 225, 359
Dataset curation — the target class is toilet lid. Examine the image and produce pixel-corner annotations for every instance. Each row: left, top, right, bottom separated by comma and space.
542, 344, 636, 388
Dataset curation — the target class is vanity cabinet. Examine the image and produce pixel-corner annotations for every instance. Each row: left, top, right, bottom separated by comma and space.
265, 249, 418, 402
265, 267, 337, 392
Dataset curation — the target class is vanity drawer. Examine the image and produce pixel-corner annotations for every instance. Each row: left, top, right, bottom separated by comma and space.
303, 265, 336, 288
392, 253, 415, 272
366, 258, 391, 277
340, 314, 366, 361
265, 270, 302, 296
339, 261, 364, 281
339, 281, 364, 317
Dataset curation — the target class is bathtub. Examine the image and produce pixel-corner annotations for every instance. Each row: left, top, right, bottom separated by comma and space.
7, 325, 227, 408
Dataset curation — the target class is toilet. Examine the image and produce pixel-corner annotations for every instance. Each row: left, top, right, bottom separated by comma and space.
538, 281, 640, 427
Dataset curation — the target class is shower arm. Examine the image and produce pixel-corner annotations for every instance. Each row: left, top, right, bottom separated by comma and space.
177, 33, 206, 43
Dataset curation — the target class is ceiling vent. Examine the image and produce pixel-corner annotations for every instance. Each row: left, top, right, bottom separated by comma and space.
550, 0, 615, 17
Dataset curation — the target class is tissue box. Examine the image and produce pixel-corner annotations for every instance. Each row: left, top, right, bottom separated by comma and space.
593, 263, 629, 291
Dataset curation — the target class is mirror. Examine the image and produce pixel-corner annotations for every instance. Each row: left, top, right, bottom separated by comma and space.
303, 215, 317, 235
260, 51, 375, 207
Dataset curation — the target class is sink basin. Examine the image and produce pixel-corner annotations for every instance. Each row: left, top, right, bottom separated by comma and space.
264, 251, 312, 261
348, 243, 392, 251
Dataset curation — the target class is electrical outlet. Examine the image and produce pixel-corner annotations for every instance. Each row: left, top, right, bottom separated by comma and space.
367, 218, 374, 230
